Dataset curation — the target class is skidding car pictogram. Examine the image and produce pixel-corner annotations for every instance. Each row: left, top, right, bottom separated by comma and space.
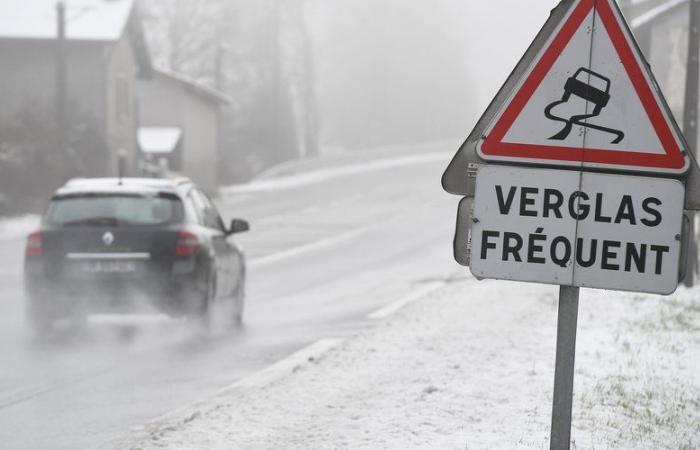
544, 67, 625, 144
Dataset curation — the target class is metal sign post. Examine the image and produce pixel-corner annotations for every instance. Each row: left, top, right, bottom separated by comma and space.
550, 286, 579, 450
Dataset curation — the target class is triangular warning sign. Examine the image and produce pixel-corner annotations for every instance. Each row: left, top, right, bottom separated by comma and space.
476, 0, 688, 174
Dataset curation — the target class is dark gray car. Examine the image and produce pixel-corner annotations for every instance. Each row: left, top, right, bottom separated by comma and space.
24, 177, 249, 334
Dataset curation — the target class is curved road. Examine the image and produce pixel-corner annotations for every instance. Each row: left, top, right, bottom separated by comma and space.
0, 149, 459, 449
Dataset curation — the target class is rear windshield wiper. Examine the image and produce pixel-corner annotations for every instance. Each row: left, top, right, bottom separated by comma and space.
61, 217, 119, 227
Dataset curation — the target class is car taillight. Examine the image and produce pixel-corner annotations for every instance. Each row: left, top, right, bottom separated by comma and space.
175, 229, 200, 256
25, 231, 43, 256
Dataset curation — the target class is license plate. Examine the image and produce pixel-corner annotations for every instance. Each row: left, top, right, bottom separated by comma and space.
81, 260, 137, 274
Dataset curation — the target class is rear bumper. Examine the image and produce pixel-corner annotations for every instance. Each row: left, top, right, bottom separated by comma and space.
24, 257, 205, 316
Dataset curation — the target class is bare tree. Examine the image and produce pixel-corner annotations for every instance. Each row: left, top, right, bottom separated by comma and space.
142, 0, 220, 83
143, 0, 320, 181
281, 0, 320, 158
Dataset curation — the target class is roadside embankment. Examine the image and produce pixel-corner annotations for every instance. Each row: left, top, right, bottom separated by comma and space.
118, 277, 700, 449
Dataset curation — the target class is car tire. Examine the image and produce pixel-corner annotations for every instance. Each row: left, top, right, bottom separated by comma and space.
233, 275, 245, 327
194, 271, 215, 329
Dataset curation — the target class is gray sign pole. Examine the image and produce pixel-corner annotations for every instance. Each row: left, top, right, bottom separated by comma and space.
683, 0, 699, 155
549, 285, 580, 450
683, 0, 700, 285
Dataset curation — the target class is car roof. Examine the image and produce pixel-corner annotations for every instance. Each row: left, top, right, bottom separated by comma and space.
54, 177, 193, 197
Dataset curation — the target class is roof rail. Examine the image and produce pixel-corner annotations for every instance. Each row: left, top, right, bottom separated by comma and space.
172, 177, 193, 185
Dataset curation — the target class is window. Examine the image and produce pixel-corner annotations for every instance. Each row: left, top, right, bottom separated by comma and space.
187, 190, 207, 226
46, 193, 184, 227
190, 189, 224, 231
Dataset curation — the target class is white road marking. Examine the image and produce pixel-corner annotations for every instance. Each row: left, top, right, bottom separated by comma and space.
367, 281, 444, 320
248, 227, 370, 269
247, 196, 446, 269
117, 338, 343, 448
223, 338, 343, 390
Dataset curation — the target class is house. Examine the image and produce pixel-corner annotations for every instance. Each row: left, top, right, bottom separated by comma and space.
0, 0, 151, 175
137, 69, 230, 193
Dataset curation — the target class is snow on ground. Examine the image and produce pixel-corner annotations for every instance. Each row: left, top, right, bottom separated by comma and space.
0, 214, 39, 241
254, 140, 457, 180
222, 152, 451, 194
121, 277, 700, 449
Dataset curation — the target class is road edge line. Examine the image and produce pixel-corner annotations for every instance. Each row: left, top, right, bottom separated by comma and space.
222, 337, 343, 391
109, 338, 343, 449
366, 281, 445, 320
249, 228, 368, 269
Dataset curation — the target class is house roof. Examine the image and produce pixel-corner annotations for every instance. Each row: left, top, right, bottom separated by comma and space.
138, 127, 183, 154
155, 69, 231, 106
0, 0, 134, 41
0, 0, 152, 75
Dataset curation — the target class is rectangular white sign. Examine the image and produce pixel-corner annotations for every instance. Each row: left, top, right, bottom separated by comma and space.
469, 165, 684, 294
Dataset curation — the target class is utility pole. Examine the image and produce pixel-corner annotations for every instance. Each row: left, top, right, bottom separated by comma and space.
549, 286, 579, 450
684, 0, 700, 287
55, 1, 68, 160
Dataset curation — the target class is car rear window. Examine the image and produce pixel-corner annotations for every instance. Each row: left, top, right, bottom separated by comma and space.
45, 193, 184, 227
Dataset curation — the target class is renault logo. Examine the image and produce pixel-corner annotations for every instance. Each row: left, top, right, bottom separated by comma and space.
102, 231, 115, 246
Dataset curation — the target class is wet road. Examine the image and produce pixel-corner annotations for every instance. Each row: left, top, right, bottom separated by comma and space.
0, 147, 458, 449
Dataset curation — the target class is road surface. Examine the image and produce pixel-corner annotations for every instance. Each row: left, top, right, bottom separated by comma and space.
0, 147, 459, 450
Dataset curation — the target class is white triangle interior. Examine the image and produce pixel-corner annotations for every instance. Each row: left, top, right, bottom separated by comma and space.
501, 7, 665, 155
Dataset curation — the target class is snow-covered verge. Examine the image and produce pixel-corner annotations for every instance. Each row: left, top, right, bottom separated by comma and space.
222, 151, 451, 194
254, 140, 456, 180
117, 278, 700, 449
0, 214, 39, 241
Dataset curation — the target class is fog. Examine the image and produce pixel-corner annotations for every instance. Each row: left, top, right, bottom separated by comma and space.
307, 0, 560, 150
3, 0, 692, 449
307, 0, 479, 149
0, 0, 562, 211
139, 0, 561, 181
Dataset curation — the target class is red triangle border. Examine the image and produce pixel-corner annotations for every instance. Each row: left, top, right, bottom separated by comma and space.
479, 0, 687, 172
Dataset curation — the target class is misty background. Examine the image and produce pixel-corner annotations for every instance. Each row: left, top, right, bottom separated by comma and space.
0, 0, 558, 215
3, 1, 699, 449
142, 0, 556, 164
